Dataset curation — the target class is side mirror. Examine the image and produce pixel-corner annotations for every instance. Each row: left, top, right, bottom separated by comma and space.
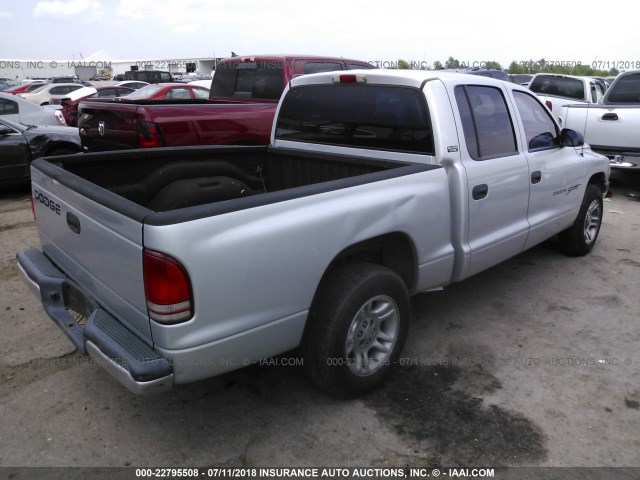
0, 125, 14, 135
560, 128, 584, 147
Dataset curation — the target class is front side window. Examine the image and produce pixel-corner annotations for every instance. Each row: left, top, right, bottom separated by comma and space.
513, 91, 560, 151
455, 85, 518, 160
276, 84, 434, 154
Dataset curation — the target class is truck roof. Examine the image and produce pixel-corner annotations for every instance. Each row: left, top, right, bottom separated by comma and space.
289, 69, 526, 90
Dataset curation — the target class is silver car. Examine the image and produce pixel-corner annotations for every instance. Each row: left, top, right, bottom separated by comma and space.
0, 91, 66, 125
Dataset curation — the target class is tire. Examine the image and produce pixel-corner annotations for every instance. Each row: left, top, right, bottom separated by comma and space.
304, 263, 410, 398
558, 184, 603, 256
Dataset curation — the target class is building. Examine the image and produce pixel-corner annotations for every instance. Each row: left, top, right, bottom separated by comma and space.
0, 50, 218, 81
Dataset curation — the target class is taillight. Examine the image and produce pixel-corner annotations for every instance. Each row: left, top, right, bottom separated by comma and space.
332, 74, 367, 84
30, 194, 35, 219
143, 249, 193, 324
137, 120, 163, 148
545, 100, 552, 111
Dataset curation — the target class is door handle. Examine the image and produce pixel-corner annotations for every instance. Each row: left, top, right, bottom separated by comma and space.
602, 113, 618, 121
472, 184, 488, 200
531, 171, 542, 184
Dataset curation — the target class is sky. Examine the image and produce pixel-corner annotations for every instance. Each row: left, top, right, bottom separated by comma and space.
0, 0, 638, 70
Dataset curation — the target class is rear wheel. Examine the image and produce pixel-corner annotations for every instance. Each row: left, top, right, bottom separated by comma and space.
558, 184, 603, 256
304, 263, 410, 397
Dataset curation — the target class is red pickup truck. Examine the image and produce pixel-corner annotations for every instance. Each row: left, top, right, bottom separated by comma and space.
78, 55, 374, 151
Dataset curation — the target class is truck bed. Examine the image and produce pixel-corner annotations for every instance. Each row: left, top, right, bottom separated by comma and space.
39, 146, 431, 222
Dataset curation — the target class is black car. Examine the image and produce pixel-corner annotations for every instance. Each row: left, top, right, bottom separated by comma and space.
0, 117, 82, 185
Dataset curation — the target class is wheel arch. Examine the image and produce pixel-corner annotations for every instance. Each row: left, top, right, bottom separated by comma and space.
587, 172, 607, 194
314, 232, 418, 301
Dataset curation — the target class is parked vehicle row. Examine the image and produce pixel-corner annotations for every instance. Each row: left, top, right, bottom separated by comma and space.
77, 55, 375, 151
564, 70, 640, 170
0, 117, 81, 185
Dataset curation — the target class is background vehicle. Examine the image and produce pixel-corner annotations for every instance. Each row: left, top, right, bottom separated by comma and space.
20, 71, 608, 397
510, 73, 533, 86
115, 83, 209, 101
529, 74, 606, 126
0, 117, 81, 184
123, 70, 172, 84
78, 54, 375, 151
51, 86, 135, 126
565, 70, 640, 170
49, 76, 92, 86
0, 91, 67, 125
114, 80, 149, 90
445, 67, 513, 82
18, 83, 84, 106
3, 82, 48, 95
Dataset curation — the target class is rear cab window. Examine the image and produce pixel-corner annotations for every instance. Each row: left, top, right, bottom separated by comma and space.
211, 60, 284, 100
275, 84, 434, 155
605, 73, 640, 104
454, 85, 518, 160
529, 75, 586, 101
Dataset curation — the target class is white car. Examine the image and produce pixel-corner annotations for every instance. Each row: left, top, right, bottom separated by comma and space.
0, 91, 66, 125
18, 83, 85, 106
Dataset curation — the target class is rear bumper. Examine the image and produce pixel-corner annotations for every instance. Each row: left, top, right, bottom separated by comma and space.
17, 248, 173, 394
590, 147, 640, 170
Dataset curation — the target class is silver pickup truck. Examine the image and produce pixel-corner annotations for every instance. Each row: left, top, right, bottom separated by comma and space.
18, 70, 609, 398
564, 70, 640, 170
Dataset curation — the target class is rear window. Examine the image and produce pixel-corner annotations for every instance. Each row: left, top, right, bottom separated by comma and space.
275, 84, 434, 155
529, 75, 585, 101
211, 61, 283, 100
606, 73, 640, 104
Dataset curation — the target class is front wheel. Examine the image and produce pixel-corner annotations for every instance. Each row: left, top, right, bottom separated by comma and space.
304, 263, 410, 398
558, 184, 603, 256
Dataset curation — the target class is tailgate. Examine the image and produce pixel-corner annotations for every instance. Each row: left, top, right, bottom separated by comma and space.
582, 106, 640, 151
78, 101, 140, 151
30, 163, 151, 342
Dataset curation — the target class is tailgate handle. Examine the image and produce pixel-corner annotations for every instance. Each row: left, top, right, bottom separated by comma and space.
66, 212, 81, 234
602, 113, 618, 121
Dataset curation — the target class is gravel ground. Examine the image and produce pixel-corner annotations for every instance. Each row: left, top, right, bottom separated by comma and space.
0, 171, 639, 471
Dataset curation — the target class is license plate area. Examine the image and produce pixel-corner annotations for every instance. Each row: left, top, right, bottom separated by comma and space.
62, 282, 95, 325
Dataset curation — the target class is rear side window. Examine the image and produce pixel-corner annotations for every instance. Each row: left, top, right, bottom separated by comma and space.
513, 91, 560, 151
0, 98, 19, 115
606, 73, 640, 104
303, 62, 342, 74
276, 85, 434, 155
529, 75, 585, 101
454, 85, 518, 160
211, 61, 283, 100
347, 63, 376, 70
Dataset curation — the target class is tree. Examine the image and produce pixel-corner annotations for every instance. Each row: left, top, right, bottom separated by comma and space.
507, 61, 523, 74
483, 60, 502, 70
445, 56, 461, 69
397, 59, 411, 70
433, 60, 443, 70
